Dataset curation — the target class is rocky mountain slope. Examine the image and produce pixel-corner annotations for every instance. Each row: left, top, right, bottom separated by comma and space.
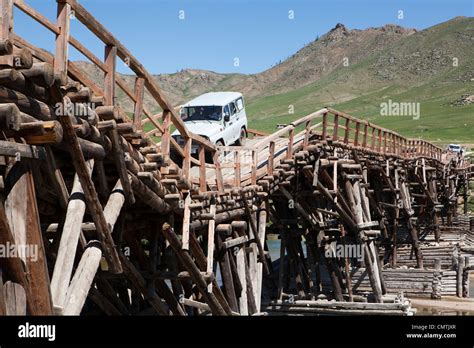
75, 16, 473, 142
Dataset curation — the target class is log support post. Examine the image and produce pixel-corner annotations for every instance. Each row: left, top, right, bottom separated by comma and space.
58, 113, 122, 274
51, 160, 94, 310
54, 1, 71, 83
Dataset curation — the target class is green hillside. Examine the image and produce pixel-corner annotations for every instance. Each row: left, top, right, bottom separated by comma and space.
246, 17, 474, 145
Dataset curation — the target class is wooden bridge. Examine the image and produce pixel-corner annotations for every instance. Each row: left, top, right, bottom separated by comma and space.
0, 0, 472, 316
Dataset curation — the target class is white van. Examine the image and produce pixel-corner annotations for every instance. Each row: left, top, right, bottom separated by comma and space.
447, 144, 463, 154
172, 92, 248, 151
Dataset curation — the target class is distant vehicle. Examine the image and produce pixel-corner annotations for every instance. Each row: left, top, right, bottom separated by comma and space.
171, 92, 248, 161
447, 144, 463, 154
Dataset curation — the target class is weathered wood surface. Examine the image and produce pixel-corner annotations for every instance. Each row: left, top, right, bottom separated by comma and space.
50, 160, 94, 309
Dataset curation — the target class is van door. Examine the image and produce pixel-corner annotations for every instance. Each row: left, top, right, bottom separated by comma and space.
228, 101, 240, 143
221, 104, 233, 145
235, 97, 246, 132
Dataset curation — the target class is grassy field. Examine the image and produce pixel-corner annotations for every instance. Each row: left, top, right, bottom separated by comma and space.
244, 41, 474, 145
247, 98, 473, 146
246, 71, 473, 146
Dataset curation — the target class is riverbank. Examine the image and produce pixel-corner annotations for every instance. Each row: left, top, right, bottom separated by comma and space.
411, 297, 474, 315
412, 274, 474, 315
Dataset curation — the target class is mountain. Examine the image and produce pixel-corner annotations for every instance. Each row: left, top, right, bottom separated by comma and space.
76, 16, 474, 143
244, 16, 474, 144
233, 23, 416, 97
75, 21, 416, 107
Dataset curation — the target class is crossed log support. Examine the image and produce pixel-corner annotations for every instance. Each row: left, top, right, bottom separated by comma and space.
267, 140, 470, 305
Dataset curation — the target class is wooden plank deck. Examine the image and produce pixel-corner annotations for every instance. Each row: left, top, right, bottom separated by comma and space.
190, 135, 305, 187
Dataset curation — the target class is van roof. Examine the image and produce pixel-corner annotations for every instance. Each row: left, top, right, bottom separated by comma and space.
184, 92, 242, 107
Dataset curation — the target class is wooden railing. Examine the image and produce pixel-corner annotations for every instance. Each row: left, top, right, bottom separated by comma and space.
214, 107, 446, 188
322, 108, 443, 161
8, 0, 221, 189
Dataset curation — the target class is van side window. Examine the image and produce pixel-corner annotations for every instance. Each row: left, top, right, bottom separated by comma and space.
229, 102, 237, 116
236, 98, 244, 111
223, 105, 230, 117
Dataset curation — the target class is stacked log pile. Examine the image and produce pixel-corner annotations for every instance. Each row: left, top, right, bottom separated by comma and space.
381, 243, 459, 269
318, 266, 458, 298
262, 296, 415, 316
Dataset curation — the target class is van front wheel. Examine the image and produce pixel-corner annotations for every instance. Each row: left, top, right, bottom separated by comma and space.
236, 128, 247, 146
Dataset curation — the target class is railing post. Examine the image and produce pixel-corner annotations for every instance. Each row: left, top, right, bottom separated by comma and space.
104, 45, 117, 106
268, 141, 275, 175
182, 137, 192, 185
0, 0, 14, 66
322, 112, 328, 140
160, 110, 171, 168
286, 127, 294, 159
133, 77, 145, 131
213, 150, 224, 193
391, 134, 396, 155
234, 150, 241, 187
371, 127, 376, 150
362, 123, 368, 148
251, 149, 257, 185
54, 1, 71, 83
0, 0, 12, 41
343, 118, 350, 144
377, 129, 382, 152
333, 113, 339, 141
303, 120, 311, 149
199, 145, 207, 192
354, 122, 360, 147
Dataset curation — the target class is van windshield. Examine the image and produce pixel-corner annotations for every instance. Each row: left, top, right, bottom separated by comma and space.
182, 106, 222, 121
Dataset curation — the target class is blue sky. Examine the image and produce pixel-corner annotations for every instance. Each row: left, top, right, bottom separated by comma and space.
14, 0, 473, 74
